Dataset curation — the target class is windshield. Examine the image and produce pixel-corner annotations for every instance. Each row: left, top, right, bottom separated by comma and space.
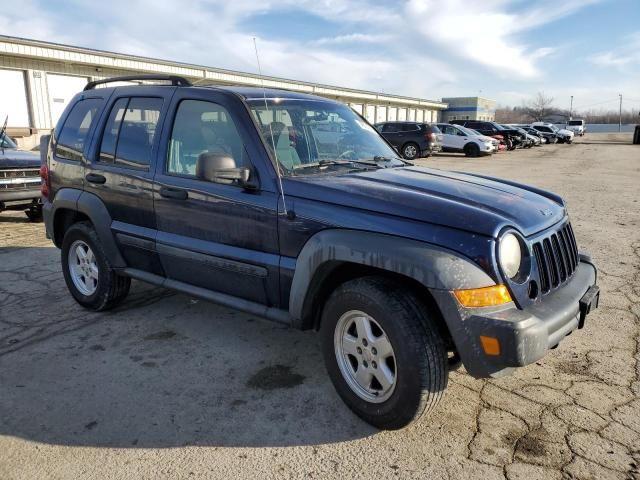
0, 132, 17, 149
568, 120, 583, 126
549, 125, 560, 132
247, 99, 402, 175
458, 125, 480, 136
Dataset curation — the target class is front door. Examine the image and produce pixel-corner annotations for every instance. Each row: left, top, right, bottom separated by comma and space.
153, 90, 280, 306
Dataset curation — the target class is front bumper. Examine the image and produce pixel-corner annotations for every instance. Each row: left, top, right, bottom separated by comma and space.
431, 258, 598, 378
0, 187, 41, 206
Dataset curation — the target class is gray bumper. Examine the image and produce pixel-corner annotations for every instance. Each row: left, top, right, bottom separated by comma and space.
431, 259, 598, 378
0, 187, 41, 205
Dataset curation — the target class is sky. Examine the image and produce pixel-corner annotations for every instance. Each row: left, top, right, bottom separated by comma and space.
1, 0, 639, 112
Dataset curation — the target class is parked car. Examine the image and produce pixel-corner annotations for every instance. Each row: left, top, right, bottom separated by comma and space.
501, 125, 534, 148
41, 75, 600, 430
450, 120, 524, 150
531, 123, 574, 144
520, 126, 549, 144
0, 126, 43, 221
507, 126, 540, 147
373, 121, 442, 160
435, 123, 495, 156
566, 119, 586, 136
467, 128, 506, 152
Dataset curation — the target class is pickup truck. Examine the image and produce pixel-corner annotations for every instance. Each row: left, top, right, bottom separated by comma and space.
0, 128, 42, 221
41, 75, 600, 429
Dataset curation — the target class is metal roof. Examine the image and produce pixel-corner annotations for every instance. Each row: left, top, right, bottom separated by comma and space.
0, 35, 447, 109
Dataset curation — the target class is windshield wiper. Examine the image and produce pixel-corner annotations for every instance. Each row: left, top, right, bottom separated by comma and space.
370, 155, 411, 167
291, 159, 374, 171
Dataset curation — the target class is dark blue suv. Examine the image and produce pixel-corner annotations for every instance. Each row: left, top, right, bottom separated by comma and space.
41, 75, 599, 429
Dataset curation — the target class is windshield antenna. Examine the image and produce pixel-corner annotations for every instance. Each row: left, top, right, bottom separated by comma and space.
253, 37, 289, 216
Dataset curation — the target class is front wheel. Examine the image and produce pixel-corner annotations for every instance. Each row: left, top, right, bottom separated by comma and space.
320, 277, 448, 430
464, 143, 480, 157
61, 222, 131, 311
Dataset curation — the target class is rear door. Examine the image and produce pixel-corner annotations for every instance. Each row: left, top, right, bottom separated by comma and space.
381, 123, 403, 148
84, 86, 174, 274
153, 89, 280, 305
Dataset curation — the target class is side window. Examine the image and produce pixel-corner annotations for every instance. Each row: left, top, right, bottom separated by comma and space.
382, 124, 399, 133
99, 97, 162, 168
401, 123, 418, 132
55, 99, 102, 161
167, 99, 247, 182
99, 98, 128, 163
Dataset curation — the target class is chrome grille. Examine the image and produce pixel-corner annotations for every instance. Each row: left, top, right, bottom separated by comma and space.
533, 223, 579, 294
0, 169, 41, 190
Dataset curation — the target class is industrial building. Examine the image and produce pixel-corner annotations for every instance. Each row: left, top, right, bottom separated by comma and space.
0, 36, 448, 149
441, 96, 496, 123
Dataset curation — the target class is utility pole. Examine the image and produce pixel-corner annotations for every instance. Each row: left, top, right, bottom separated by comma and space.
619, 94, 622, 132
569, 95, 573, 122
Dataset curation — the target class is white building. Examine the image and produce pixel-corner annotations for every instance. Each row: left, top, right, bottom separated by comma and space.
0, 36, 447, 149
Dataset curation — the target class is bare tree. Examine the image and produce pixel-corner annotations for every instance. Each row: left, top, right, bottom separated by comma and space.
523, 92, 555, 122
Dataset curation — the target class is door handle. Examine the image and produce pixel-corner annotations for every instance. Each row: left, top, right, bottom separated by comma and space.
159, 186, 188, 200
85, 173, 106, 184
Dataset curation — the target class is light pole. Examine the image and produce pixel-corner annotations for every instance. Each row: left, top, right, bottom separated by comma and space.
569, 95, 573, 122
619, 94, 622, 132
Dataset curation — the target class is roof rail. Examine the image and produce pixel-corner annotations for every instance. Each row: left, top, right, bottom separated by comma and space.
84, 74, 192, 91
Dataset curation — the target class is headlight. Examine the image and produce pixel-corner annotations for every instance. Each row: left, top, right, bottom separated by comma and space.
499, 233, 522, 279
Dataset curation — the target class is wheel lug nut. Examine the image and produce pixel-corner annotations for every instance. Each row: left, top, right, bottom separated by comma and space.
362, 339, 368, 346
371, 347, 377, 355
372, 361, 377, 369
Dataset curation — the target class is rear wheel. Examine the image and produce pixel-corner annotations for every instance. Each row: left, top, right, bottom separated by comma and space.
320, 277, 448, 429
61, 222, 130, 311
402, 143, 419, 160
464, 143, 480, 157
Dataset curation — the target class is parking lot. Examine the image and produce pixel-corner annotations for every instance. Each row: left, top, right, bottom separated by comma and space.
0, 133, 638, 480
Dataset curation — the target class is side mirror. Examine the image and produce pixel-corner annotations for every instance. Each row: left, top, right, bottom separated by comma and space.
196, 152, 258, 190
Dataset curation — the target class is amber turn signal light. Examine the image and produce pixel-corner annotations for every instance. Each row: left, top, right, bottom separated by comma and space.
453, 285, 513, 308
479, 336, 501, 356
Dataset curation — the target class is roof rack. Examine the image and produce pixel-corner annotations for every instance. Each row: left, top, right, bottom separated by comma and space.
84, 74, 192, 91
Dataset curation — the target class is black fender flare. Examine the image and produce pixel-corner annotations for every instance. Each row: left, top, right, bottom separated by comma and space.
49, 189, 126, 268
289, 229, 495, 327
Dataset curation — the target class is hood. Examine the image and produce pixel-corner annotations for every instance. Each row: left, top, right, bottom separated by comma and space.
476, 135, 496, 143
557, 128, 574, 137
285, 166, 566, 238
0, 148, 40, 168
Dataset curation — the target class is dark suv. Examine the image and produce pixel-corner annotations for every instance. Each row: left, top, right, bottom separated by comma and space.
450, 120, 524, 150
41, 75, 599, 430
373, 121, 442, 160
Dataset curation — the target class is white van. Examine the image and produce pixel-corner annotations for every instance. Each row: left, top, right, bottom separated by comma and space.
567, 119, 585, 136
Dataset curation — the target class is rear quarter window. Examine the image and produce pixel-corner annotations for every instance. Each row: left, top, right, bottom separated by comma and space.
55, 98, 103, 161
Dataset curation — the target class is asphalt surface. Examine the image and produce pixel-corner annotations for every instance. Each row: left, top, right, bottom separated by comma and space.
0, 133, 638, 480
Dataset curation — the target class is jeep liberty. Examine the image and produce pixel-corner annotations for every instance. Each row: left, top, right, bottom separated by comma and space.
41, 75, 599, 429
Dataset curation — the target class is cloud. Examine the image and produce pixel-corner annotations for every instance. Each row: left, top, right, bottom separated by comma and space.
588, 31, 640, 68
403, 0, 592, 79
0, 0, 595, 99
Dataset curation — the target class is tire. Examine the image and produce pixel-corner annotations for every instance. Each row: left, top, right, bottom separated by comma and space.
402, 143, 420, 160
506, 138, 515, 151
61, 221, 131, 311
464, 143, 480, 157
320, 277, 448, 430
25, 203, 43, 222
